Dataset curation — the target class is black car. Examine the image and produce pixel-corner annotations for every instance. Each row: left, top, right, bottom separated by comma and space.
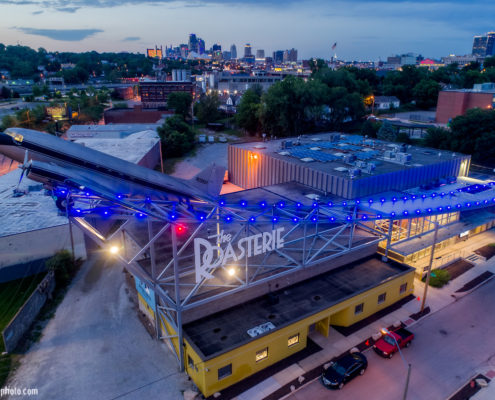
321, 352, 368, 390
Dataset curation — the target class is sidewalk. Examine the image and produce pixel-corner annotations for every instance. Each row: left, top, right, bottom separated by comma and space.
233, 231, 495, 400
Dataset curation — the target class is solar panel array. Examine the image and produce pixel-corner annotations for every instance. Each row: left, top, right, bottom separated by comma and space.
342, 135, 363, 144
288, 148, 339, 162
355, 151, 379, 160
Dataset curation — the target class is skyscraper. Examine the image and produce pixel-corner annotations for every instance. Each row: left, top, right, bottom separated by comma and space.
273, 50, 284, 64
256, 49, 265, 60
188, 34, 199, 53
212, 43, 222, 52
244, 43, 252, 58
198, 39, 205, 54
230, 44, 237, 59
472, 32, 495, 57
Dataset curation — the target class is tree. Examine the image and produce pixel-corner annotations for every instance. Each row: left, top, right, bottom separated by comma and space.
236, 87, 262, 135
484, 56, 495, 69
194, 92, 221, 124
1, 86, 11, 99
260, 76, 308, 136
167, 92, 192, 121
361, 119, 381, 138
157, 115, 196, 158
449, 108, 495, 164
422, 127, 450, 149
412, 79, 441, 109
377, 120, 397, 141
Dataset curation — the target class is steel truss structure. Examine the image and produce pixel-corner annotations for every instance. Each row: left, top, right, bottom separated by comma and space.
62, 190, 386, 370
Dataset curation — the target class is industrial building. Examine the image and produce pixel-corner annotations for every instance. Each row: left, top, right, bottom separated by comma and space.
139, 80, 195, 109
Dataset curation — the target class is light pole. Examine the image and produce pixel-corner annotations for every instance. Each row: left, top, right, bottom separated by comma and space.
382, 328, 412, 400
421, 220, 439, 314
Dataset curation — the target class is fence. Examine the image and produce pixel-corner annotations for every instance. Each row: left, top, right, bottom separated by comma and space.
2, 271, 55, 353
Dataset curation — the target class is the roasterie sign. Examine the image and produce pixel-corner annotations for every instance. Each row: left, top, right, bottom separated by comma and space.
194, 228, 285, 283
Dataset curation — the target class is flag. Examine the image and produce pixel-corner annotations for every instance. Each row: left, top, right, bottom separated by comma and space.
331, 42, 337, 50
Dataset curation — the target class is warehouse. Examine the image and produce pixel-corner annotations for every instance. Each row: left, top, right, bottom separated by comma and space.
228, 132, 470, 199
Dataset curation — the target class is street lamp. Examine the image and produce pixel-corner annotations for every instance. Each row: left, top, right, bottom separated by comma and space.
109, 245, 119, 255
381, 328, 412, 400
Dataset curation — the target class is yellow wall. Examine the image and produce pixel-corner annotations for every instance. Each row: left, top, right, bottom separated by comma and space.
184, 269, 414, 397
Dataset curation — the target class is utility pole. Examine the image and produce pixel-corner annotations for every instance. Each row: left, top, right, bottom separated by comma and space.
421, 221, 439, 313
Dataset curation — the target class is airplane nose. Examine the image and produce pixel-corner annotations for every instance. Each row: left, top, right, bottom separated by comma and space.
0, 132, 14, 146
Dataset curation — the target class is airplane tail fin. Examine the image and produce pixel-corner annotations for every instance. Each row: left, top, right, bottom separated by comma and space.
189, 164, 226, 198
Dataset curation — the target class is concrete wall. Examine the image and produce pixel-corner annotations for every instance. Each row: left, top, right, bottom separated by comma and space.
2, 271, 55, 353
0, 224, 86, 282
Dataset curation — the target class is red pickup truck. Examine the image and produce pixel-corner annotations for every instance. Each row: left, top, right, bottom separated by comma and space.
373, 327, 414, 359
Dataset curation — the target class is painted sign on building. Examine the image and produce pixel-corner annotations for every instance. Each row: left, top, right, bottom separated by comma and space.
194, 228, 285, 283
135, 276, 156, 312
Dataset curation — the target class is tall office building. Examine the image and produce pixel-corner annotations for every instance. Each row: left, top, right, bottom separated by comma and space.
273, 50, 284, 64
283, 48, 298, 63
188, 34, 199, 53
198, 39, 205, 54
212, 43, 222, 52
256, 49, 265, 60
244, 43, 252, 58
472, 32, 495, 57
230, 44, 237, 59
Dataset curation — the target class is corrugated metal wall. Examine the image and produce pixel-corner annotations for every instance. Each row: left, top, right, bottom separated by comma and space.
228, 145, 471, 199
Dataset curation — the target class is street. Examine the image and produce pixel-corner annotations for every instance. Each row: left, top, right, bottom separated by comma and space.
286, 277, 495, 400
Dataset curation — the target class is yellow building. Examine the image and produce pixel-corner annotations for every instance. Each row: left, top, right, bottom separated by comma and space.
137, 256, 414, 397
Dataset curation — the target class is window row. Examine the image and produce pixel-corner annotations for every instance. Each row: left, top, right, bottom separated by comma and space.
354, 283, 408, 315
216, 333, 300, 380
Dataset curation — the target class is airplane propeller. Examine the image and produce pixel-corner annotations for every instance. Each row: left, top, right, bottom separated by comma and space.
15, 150, 31, 192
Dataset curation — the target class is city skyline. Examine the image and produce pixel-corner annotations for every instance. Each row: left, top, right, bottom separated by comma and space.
0, 0, 494, 60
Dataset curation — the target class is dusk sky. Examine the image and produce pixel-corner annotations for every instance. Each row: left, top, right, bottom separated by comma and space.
1, 0, 494, 60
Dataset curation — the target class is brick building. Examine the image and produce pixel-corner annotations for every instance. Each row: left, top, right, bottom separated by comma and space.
139, 81, 194, 109
436, 83, 495, 124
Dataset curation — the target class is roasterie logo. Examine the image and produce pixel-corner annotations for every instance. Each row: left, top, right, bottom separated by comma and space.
194, 228, 285, 283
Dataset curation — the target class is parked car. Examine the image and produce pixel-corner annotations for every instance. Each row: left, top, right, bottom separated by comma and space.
321, 351, 368, 390
373, 327, 414, 359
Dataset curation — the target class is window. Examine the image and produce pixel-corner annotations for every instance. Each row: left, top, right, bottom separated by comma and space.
256, 348, 268, 363
188, 355, 194, 370
288, 334, 300, 347
218, 364, 232, 380
378, 293, 386, 304
400, 283, 408, 294
354, 303, 364, 315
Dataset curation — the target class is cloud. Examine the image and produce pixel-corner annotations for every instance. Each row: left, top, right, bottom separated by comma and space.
32, 10, 44, 14
55, 6, 80, 12
123, 36, 141, 41
14, 27, 103, 41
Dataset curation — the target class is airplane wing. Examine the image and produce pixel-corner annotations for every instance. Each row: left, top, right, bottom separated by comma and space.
27, 160, 173, 220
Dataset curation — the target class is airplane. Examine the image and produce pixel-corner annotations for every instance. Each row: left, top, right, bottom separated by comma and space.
0, 127, 226, 217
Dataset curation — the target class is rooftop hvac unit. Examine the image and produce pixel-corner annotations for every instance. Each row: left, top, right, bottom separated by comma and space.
396, 152, 412, 164
384, 150, 394, 159
366, 163, 376, 174
350, 168, 361, 177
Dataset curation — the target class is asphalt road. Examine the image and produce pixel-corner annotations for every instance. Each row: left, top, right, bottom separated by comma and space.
7, 255, 192, 400
286, 278, 495, 400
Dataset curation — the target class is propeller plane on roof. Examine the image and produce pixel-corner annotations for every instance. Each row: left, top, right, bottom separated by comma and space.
0, 128, 225, 216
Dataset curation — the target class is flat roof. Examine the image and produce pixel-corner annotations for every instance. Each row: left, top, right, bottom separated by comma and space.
231, 132, 466, 179
74, 130, 160, 164
183, 255, 412, 360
